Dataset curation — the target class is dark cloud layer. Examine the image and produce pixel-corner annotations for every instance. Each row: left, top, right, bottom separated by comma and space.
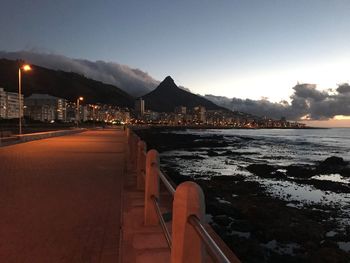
0, 50, 159, 97
205, 83, 350, 120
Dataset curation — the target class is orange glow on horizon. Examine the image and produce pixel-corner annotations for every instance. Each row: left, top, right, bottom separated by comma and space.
301, 118, 350, 128
334, 115, 350, 120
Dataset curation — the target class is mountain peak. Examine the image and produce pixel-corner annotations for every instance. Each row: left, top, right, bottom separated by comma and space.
142, 75, 227, 112
158, 76, 176, 88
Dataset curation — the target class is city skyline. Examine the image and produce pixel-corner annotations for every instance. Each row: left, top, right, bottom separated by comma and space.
1, 0, 349, 126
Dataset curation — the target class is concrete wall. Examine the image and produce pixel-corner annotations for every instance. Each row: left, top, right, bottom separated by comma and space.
0, 129, 86, 147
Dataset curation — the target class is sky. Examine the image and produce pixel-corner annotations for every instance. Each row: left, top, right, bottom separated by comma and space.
0, 0, 349, 126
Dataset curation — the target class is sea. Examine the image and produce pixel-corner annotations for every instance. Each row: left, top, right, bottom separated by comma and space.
159, 128, 350, 254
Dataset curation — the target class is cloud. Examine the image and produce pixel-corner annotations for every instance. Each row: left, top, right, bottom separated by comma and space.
0, 50, 159, 96
205, 83, 350, 120
337, 83, 350, 94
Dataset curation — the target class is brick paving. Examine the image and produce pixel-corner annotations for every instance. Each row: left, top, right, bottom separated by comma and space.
0, 129, 125, 263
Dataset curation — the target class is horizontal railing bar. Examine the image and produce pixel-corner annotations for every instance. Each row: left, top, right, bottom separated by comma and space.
188, 215, 231, 263
151, 195, 172, 248
158, 169, 176, 195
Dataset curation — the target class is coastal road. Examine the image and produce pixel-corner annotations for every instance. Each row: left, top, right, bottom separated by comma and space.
0, 129, 125, 263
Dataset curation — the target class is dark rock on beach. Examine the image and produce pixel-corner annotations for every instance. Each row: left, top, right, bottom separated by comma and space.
320, 156, 349, 167
317, 156, 350, 177
286, 165, 316, 178
246, 164, 281, 178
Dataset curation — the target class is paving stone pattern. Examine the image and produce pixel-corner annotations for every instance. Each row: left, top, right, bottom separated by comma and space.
0, 130, 125, 263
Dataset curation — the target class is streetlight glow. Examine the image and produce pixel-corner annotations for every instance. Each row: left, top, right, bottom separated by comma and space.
22, 64, 32, 71
79, 97, 84, 101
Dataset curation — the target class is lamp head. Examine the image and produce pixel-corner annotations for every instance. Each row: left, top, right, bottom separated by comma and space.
79, 97, 84, 101
22, 64, 32, 71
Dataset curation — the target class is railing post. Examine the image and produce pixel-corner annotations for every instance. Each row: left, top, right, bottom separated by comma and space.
131, 135, 139, 169
126, 127, 130, 138
126, 128, 131, 169
144, 149, 160, 225
171, 182, 206, 263
137, 140, 146, 190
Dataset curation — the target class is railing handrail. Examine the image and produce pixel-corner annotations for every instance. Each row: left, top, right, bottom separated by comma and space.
151, 195, 172, 248
128, 128, 238, 263
158, 168, 176, 195
188, 215, 231, 263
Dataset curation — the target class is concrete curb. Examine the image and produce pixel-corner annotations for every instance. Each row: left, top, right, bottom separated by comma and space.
118, 131, 127, 263
0, 129, 86, 147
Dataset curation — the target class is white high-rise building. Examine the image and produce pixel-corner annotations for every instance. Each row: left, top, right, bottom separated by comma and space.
25, 94, 67, 122
0, 88, 6, 119
0, 87, 24, 119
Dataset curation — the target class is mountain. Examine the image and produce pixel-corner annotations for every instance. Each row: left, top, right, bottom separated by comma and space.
0, 59, 134, 107
0, 51, 159, 96
142, 76, 228, 112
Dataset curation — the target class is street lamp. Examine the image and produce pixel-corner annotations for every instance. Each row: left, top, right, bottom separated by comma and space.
76, 97, 83, 127
18, 64, 32, 135
92, 105, 98, 127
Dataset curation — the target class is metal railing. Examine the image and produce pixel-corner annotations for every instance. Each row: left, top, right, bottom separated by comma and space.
188, 215, 231, 263
159, 169, 176, 195
152, 195, 172, 248
126, 128, 240, 263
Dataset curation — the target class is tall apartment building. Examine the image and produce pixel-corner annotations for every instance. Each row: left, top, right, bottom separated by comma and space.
25, 94, 67, 122
174, 106, 187, 115
135, 98, 145, 117
0, 87, 24, 119
193, 106, 206, 123
0, 88, 6, 118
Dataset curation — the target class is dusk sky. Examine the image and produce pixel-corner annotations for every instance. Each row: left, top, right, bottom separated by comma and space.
1, 0, 350, 125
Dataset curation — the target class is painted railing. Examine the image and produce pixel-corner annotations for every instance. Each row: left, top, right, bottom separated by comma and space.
126, 128, 241, 263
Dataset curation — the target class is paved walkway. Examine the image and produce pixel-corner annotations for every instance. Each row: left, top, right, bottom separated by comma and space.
0, 129, 125, 263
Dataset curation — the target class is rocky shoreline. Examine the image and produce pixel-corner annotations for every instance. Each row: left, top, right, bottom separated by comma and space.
134, 128, 350, 263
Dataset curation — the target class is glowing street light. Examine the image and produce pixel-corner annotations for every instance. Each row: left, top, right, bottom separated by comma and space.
22, 64, 32, 72
18, 64, 32, 135
76, 97, 84, 127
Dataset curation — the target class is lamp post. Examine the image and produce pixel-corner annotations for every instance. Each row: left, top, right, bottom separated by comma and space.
92, 105, 98, 127
76, 97, 83, 127
18, 64, 31, 135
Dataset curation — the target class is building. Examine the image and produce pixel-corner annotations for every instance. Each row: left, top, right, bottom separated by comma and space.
0, 88, 6, 119
174, 106, 187, 115
0, 87, 24, 119
135, 98, 145, 117
24, 94, 67, 122
193, 106, 206, 123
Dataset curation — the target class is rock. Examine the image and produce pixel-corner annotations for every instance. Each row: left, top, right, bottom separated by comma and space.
207, 150, 220, 156
213, 214, 232, 226
321, 156, 348, 166
286, 165, 315, 178
246, 164, 276, 178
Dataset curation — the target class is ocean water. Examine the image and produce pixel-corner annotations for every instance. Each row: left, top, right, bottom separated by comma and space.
160, 128, 350, 232
166, 128, 350, 165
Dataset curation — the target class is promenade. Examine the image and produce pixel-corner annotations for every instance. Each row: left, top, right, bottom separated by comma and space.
0, 129, 125, 263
